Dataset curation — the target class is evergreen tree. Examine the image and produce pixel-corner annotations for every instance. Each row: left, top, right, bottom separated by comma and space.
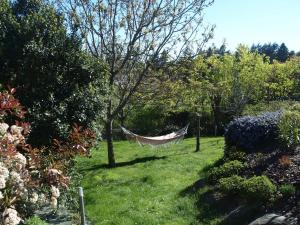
276, 43, 289, 62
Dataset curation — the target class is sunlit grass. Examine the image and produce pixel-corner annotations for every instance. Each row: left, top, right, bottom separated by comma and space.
76, 137, 224, 225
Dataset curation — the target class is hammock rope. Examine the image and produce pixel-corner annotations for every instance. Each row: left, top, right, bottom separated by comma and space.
120, 124, 189, 147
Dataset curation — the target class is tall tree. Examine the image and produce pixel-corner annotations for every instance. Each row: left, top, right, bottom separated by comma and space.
0, 0, 108, 145
276, 43, 289, 62
57, 0, 215, 166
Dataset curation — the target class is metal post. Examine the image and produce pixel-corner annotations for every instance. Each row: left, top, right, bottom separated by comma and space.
79, 187, 86, 225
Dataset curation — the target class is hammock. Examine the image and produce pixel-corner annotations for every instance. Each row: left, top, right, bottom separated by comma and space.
121, 124, 189, 147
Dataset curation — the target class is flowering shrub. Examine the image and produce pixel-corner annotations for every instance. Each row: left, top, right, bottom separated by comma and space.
0, 89, 96, 224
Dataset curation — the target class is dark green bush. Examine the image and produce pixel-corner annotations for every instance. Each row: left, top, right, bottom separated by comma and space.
207, 160, 246, 184
225, 111, 282, 153
278, 110, 300, 148
219, 175, 276, 203
279, 184, 296, 197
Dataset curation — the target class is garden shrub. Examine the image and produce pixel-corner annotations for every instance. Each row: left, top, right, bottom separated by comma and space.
219, 175, 276, 203
279, 184, 296, 197
242, 176, 276, 202
224, 111, 282, 153
219, 175, 246, 195
278, 110, 300, 148
207, 160, 246, 184
223, 146, 246, 161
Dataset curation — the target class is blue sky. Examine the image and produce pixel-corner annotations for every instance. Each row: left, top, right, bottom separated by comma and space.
204, 0, 300, 51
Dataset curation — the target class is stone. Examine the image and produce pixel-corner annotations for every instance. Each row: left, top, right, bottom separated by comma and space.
248, 213, 287, 225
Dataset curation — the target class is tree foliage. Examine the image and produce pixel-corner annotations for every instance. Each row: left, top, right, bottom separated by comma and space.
128, 44, 300, 136
0, 0, 108, 145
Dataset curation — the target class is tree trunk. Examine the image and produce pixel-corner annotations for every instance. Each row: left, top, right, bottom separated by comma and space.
196, 115, 200, 152
106, 119, 116, 167
211, 96, 222, 136
119, 109, 126, 127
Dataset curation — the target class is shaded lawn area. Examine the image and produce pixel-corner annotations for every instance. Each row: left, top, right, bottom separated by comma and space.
75, 137, 224, 225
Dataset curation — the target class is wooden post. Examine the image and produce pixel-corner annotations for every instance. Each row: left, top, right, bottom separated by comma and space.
294, 179, 300, 221
79, 187, 86, 225
196, 113, 200, 152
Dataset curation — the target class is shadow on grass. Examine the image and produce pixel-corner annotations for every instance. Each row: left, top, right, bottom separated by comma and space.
83, 156, 167, 170
201, 158, 225, 173
196, 190, 264, 225
179, 178, 206, 196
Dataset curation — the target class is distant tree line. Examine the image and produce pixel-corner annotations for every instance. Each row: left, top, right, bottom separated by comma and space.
250, 42, 298, 63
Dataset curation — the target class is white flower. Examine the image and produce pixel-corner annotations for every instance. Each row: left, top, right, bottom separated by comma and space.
0, 177, 6, 189
10, 126, 23, 136
12, 153, 27, 166
10, 171, 23, 187
0, 165, 9, 179
50, 196, 57, 209
0, 123, 9, 136
19, 188, 28, 198
29, 192, 39, 203
39, 193, 47, 204
3, 208, 21, 225
3, 208, 18, 217
51, 185, 60, 198
3, 133, 15, 143
3, 132, 24, 146
0, 191, 3, 199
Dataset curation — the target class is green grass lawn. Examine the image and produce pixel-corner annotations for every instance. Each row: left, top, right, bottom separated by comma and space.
75, 137, 224, 225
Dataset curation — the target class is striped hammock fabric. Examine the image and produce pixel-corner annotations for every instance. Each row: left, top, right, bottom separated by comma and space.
120, 125, 189, 147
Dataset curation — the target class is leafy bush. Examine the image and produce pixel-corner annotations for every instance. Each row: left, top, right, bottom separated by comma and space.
219, 175, 245, 195
278, 110, 300, 148
224, 111, 282, 153
24, 216, 48, 225
219, 175, 276, 203
223, 146, 246, 161
207, 160, 246, 184
242, 101, 297, 116
242, 176, 277, 202
279, 184, 296, 197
